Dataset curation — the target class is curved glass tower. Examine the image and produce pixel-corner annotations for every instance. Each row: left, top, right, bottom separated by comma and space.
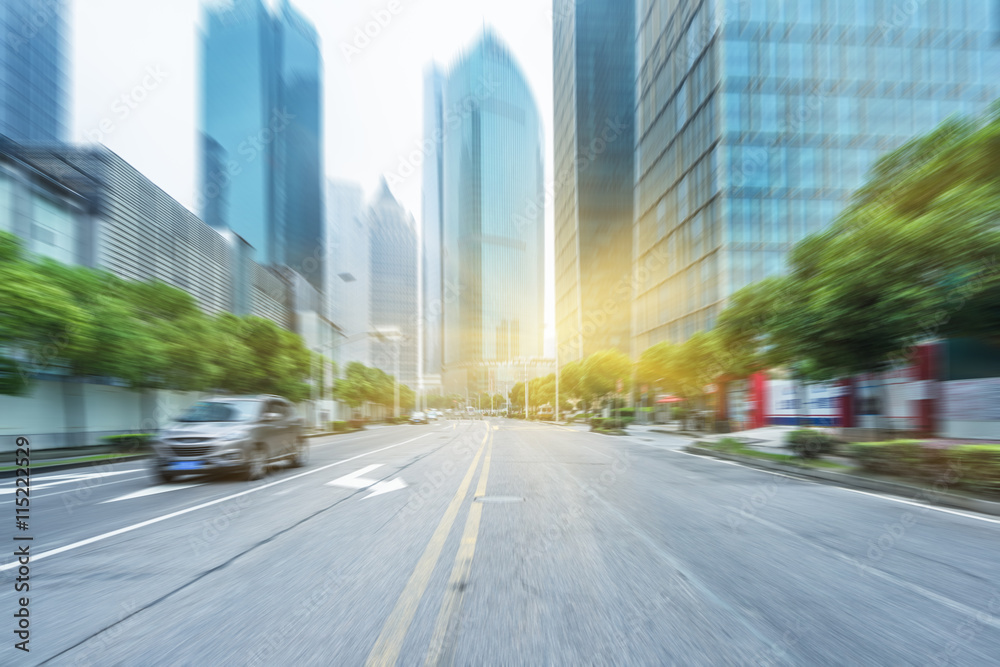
440, 31, 545, 393
200, 0, 324, 293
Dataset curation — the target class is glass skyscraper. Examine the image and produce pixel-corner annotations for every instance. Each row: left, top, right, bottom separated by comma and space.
421, 65, 446, 392
553, 0, 635, 362
633, 0, 1000, 352
200, 0, 324, 292
326, 179, 370, 369
0, 0, 68, 143
368, 179, 418, 388
438, 31, 545, 393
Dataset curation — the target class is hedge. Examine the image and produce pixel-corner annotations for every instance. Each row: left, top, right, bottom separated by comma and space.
850, 441, 1000, 494
590, 417, 630, 431
785, 429, 840, 459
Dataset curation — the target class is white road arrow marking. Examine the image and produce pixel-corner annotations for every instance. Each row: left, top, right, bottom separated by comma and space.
327, 464, 408, 499
363, 477, 407, 499
101, 483, 203, 503
328, 464, 382, 489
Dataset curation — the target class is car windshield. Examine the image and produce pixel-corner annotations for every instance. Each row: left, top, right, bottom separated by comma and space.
175, 401, 258, 423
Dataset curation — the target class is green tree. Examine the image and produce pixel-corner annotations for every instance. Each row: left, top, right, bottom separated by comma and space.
528, 374, 556, 412
759, 109, 1000, 430
0, 234, 86, 394
582, 350, 632, 409
510, 381, 525, 411
558, 360, 586, 410
335, 361, 373, 410
399, 383, 415, 411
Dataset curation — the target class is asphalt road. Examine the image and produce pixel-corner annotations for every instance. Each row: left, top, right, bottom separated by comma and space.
2, 418, 999, 665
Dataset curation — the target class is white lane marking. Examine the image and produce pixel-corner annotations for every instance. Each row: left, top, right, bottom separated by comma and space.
1, 469, 144, 484
327, 464, 408, 499
0, 469, 144, 494
101, 483, 204, 504
327, 464, 383, 489
272, 487, 297, 497
0, 430, 438, 572
0, 475, 151, 504
673, 448, 1000, 525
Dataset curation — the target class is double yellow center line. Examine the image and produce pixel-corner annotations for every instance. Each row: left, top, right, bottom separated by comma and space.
366, 425, 495, 667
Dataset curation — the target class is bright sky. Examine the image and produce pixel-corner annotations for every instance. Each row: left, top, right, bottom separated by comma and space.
69, 0, 557, 352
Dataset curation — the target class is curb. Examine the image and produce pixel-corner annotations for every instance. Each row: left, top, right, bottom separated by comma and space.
684, 445, 1000, 518
650, 428, 704, 438
591, 429, 629, 437
0, 454, 151, 478
305, 429, 363, 438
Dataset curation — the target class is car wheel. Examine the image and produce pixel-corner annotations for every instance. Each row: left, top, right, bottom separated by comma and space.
290, 438, 309, 468
156, 467, 175, 484
246, 445, 266, 481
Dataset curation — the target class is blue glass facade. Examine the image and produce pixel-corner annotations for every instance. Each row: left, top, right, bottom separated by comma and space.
422, 65, 446, 384
0, 0, 68, 143
553, 0, 635, 362
200, 0, 324, 292
369, 180, 419, 388
440, 32, 545, 392
633, 0, 1000, 351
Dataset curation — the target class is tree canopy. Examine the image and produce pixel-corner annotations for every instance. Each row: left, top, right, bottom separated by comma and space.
0, 232, 314, 400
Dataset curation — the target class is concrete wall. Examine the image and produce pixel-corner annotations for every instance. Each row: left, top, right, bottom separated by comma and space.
941, 379, 1000, 441
0, 378, 376, 452
0, 379, 205, 452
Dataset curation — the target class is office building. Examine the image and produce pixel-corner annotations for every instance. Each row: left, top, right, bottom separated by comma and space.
0, 0, 68, 143
326, 179, 370, 368
633, 0, 1000, 352
368, 178, 418, 388
437, 31, 546, 394
553, 0, 636, 362
1, 140, 289, 327
200, 0, 324, 292
421, 65, 446, 395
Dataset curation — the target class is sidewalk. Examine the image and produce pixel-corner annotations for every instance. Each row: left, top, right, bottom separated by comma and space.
696, 425, 803, 454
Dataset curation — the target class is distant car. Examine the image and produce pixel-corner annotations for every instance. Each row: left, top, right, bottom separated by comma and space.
151, 395, 306, 483
410, 411, 428, 424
